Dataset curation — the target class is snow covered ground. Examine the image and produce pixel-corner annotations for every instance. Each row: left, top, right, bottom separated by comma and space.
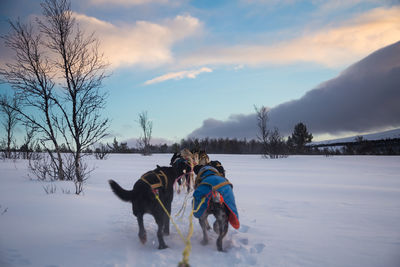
1, 154, 400, 267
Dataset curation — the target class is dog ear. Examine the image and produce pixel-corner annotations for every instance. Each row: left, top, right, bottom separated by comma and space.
170, 152, 177, 165
193, 165, 202, 174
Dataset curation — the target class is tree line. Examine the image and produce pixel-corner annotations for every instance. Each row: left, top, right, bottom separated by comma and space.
2, 109, 399, 163
99, 136, 400, 156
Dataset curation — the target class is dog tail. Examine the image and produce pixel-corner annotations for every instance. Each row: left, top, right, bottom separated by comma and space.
109, 179, 132, 202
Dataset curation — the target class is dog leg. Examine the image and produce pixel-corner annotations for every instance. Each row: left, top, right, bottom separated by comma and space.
137, 213, 147, 244
155, 214, 168, 249
205, 218, 211, 230
213, 220, 220, 234
186, 173, 192, 193
215, 207, 229, 252
216, 219, 228, 252
199, 214, 209, 245
163, 198, 171, 235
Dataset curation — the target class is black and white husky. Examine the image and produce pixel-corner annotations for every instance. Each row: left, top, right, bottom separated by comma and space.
109, 157, 191, 249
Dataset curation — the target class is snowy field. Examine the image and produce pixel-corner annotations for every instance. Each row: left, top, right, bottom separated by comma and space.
1, 154, 400, 267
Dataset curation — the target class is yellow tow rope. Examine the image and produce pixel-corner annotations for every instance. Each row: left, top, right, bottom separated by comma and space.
154, 193, 205, 267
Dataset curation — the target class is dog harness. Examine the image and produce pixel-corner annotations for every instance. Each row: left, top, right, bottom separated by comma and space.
196, 166, 221, 181
193, 166, 240, 229
140, 169, 168, 190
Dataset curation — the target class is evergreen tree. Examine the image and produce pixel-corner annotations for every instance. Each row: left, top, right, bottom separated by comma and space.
288, 122, 313, 154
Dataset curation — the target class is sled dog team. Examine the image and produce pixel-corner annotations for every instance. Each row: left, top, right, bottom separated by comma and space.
109, 149, 240, 252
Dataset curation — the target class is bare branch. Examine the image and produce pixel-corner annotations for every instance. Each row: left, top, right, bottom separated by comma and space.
137, 111, 152, 155
37, 0, 109, 188
0, 94, 19, 158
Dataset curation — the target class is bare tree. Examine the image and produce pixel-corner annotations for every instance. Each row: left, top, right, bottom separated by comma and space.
20, 125, 36, 160
0, 0, 109, 194
355, 135, 364, 143
0, 19, 65, 179
94, 143, 110, 160
0, 95, 19, 158
38, 0, 109, 194
137, 111, 152, 155
268, 127, 288, 159
254, 105, 270, 158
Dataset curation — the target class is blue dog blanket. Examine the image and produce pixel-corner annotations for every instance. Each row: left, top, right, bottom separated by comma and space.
193, 166, 240, 229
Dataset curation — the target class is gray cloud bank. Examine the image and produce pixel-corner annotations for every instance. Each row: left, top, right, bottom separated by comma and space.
188, 41, 400, 139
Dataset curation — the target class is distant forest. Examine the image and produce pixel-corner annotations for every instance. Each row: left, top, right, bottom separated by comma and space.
2, 135, 400, 160
2, 136, 400, 161
92, 136, 400, 156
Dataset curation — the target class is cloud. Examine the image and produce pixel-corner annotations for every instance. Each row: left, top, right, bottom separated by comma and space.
316, 0, 399, 14
188, 41, 400, 140
317, 0, 366, 12
241, 0, 302, 6
180, 6, 400, 68
73, 13, 202, 68
242, 0, 394, 11
89, 0, 169, 6
144, 67, 212, 85
188, 115, 257, 140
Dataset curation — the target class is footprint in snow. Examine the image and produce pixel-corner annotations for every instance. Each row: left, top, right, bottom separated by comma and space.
238, 224, 250, 233
250, 243, 265, 254
231, 241, 257, 266
239, 238, 249, 245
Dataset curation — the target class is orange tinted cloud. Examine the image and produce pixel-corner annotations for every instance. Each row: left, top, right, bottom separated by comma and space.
181, 7, 400, 68
74, 13, 202, 68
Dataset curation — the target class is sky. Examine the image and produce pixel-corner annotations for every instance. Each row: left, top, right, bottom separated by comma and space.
0, 0, 399, 146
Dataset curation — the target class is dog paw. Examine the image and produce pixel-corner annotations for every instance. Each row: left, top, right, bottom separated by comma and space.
201, 239, 208, 246
217, 246, 226, 252
139, 232, 147, 244
158, 244, 169, 250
